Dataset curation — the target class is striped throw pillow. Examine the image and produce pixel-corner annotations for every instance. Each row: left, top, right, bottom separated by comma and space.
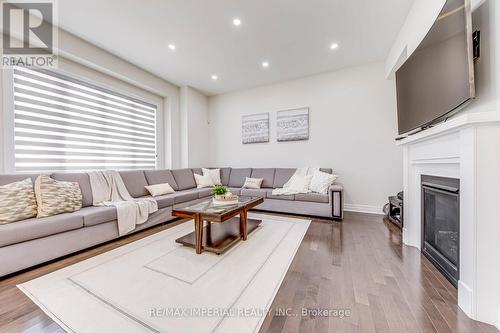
35, 175, 82, 218
0, 178, 38, 224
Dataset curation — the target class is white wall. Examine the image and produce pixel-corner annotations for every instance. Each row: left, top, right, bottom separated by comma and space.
180, 86, 210, 168
385, 0, 446, 77
208, 62, 402, 213
467, 0, 500, 114
0, 28, 183, 172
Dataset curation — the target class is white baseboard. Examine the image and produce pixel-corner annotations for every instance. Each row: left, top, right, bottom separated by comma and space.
458, 280, 474, 318
344, 204, 383, 215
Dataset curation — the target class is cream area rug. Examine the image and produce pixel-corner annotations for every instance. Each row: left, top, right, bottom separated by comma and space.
18, 213, 311, 333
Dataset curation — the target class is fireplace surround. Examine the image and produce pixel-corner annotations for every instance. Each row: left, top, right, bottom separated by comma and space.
421, 175, 460, 287
398, 111, 500, 328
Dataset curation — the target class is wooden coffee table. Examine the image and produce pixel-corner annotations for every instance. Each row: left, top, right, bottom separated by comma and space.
172, 196, 264, 254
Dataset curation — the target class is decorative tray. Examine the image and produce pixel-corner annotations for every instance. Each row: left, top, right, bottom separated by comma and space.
213, 194, 239, 206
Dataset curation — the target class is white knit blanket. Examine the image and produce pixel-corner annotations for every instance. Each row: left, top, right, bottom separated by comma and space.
271, 167, 318, 196
87, 170, 158, 236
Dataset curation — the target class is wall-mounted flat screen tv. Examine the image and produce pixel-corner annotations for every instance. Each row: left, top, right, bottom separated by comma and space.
396, 0, 475, 136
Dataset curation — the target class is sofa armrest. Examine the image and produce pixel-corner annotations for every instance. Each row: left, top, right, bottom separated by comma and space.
329, 183, 344, 220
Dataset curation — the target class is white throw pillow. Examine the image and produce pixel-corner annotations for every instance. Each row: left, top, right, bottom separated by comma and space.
145, 183, 175, 196
283, 167, 319, 188
288, 174, 313, 193
243, 177, 263, 189
194, 173, 215, 188
309, 170, 338, 195
202, 168, 222, 185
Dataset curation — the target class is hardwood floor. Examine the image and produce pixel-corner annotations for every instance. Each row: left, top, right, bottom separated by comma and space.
0, 212, 496, 333
260, 213, 497, 333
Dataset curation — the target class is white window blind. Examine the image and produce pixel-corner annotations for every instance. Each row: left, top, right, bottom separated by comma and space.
13, 66, 157, 172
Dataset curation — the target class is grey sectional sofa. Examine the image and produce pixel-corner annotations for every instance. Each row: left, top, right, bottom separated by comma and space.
0, 167, 343, 277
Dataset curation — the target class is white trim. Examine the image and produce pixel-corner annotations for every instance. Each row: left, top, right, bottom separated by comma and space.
396, 111, 500, 145
410, 157, 460, 165
2, 69, 15, 173
458, 280, 474, 318
344, 203, 384, 215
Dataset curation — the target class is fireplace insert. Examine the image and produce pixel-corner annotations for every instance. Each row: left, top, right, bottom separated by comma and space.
421, 175, 460, 287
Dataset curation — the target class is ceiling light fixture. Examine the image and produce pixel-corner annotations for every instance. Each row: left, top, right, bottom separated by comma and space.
232, 18, 241, 26
211, 75, 218, 80
262, 61, 269, 68
168, 44, 176, 50
330, 43, 339, 50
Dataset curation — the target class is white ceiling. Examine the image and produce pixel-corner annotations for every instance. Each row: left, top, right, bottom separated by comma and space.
58, 0, 414, 96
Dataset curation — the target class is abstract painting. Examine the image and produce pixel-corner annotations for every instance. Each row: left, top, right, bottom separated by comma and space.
242, 112, 270, 144
277, 107, 309, 142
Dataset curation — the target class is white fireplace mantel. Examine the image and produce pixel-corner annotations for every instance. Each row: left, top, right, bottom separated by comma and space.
398, 111, 500, 328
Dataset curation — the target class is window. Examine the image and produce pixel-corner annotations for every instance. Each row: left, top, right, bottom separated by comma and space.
12, 66, 157, 172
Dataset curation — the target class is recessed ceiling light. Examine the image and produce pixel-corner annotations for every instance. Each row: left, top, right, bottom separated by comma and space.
262, 61, 269, 68
168, 44, 176, 50
330, 43, 339, 50
232, 18, 241, 26
211, 75, 218, 80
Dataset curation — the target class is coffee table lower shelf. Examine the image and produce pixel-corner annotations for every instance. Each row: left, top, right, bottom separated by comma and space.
175, 217, 261, 254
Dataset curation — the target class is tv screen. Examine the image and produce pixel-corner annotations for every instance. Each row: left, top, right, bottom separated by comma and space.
396, 0, 475, 135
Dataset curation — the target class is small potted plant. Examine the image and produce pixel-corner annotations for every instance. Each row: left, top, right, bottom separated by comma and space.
212, 185, 228, 200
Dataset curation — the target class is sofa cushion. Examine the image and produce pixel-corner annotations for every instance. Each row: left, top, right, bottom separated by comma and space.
250, 168, 275, 188
267, 191, 295, 200
295, 193, 329, 203
227, 187, 242, 195
152, 195, 175, 209
320, 168, 333, 174
170, 190, 199, 204
119, 170, 149, 198
0, 174, 39, 186
191, 168, 203, 176
273, 168, 296, 188
228, 168, 252, 187
144, 169, 179, 191
240, 188, 268, 197
77, 206, 117, 227
0, 213, 83, 247
217, 168, 232, 186
196, 188, 213, 198
171, 169, 196, 190
52, 173, 93, 207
